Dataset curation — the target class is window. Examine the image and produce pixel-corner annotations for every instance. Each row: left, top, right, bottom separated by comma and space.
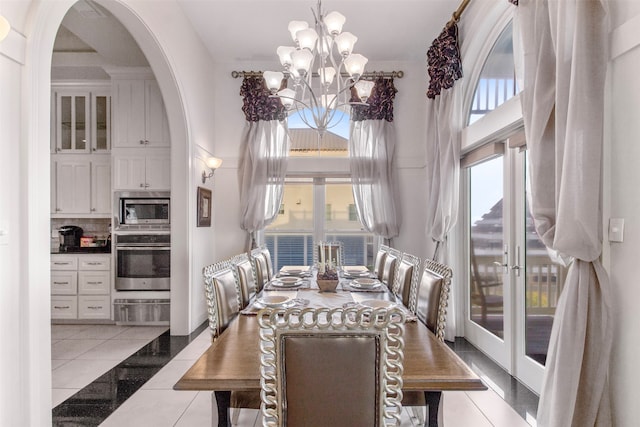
468, 22, 520, 125
287, 109, 349, 157
264, 178, 376, 270
348, 204, 357, 221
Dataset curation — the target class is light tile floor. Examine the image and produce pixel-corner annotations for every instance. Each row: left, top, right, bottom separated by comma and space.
53, 324, 536, 426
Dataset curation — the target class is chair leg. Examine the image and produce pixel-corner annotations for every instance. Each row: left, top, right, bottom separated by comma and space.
411, 406, 425, 425
231, 407, 240, 425
424, 391, 443, 427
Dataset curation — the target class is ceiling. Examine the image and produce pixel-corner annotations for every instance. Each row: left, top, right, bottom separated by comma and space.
52, 0, 462, 79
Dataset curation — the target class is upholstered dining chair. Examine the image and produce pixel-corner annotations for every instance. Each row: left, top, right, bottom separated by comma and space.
392, 252, 421, 308
314, 240, 344, 267
230, 253, 257, 308
250, 247, 270, 293
373, 244, 389, 280
404, 258, 453, 426
258, 306, 406, 427
203, 260, 261, 424
259, 247, 274, 281
381, 247, 401, 289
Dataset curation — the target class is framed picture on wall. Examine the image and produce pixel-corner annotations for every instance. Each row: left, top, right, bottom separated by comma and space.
197, 187, 212, 227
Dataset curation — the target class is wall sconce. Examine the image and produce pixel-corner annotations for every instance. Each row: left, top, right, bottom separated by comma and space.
202, 156, 222, 183
0, 15, 10, 42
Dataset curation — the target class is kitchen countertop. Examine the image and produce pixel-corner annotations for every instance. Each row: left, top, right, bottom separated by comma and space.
51, 246, 111, 254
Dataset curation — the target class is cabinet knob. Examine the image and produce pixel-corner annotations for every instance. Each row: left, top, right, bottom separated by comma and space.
139, 140, 145, 145
91, 208, 96, 211
144, 183, 150, 188
139, 183, 145, 188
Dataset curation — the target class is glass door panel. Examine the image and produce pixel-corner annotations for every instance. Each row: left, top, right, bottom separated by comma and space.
469, 156, 505, 338
523, 153, 564, 366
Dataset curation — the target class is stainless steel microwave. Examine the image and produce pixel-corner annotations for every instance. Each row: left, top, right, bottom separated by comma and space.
115, 191, 170, 227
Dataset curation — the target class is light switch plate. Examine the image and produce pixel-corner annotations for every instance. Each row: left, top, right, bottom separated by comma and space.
609, 218, 624, 243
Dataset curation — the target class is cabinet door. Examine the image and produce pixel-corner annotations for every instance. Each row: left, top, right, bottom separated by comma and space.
78, 295, 111, 319
51, 271, 78, 295
112, 80, 146, 148
145, 155, 171, 190
145, 80, 170, 147
51, 296, 78, 319
91, 159, 112, 214
113, 155, 147, 190
79, 271, 110, 295
55, 91, 91, 153
55, 160, 91, 214
92, 92, 111, 152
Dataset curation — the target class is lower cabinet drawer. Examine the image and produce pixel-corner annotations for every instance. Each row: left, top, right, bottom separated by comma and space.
78, 271, 110, 294
51, 296, 78, 319
51, 272, 78, 295
78, 295, 111, 319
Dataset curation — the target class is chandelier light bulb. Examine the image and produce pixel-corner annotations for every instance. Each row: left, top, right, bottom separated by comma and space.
263, 71, 284, 94
277, 46, 295, 68
323, 11, 346, 36
296, 28, 318, 51
291, 49, 314, 77
288, 21, 309, 42
334, 32, 357, 57
277, 88, 296, 109
354, 80, 375, 102
344, 53, 368, 80
0, 15, 10, 42
318, 67, 336, 87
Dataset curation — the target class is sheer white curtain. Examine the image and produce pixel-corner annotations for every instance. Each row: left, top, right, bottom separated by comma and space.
238, 76, 290, 251
424, 23, 463, 340
349, 78, 401, 242
516, 1, 611, 425
349, 120, 400, 240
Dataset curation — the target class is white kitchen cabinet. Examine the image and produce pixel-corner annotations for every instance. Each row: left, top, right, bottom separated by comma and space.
52, 86, 111, 153
112, 79, 170, 148
51, 254, 111, 321
51, 156, 111, 217
112, 149, 170, 190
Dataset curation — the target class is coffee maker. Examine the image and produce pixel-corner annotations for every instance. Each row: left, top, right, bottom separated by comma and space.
58, 225, 83, 252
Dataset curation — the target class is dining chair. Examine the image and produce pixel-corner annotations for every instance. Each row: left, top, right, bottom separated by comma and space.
250, 247, 270, 292
392, 252, 421, 308
203, 260, 261, 423
230, 253, 257, 308
314, 240, 344, 267
258, 306, 406, 427
381, 247, 401, 289
404, 258, 453, 426
373, 244, 390, 280
260, 247, 274, 281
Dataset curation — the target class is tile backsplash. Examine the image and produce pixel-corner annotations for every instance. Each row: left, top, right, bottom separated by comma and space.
51, 218, 111, 249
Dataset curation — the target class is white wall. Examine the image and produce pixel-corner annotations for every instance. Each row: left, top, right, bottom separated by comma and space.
608, 4, 640, 426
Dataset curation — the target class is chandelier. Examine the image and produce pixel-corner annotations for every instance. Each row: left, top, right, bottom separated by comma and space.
263, 0, 374, 137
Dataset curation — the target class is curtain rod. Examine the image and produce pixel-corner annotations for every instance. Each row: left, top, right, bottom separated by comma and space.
231, 70, 404, 79
447, 0, 471, 27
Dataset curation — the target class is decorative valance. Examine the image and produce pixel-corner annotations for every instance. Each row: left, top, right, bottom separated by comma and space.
426, 23, 463, 99
240, 76, 286, 122
349, 77, 398, 122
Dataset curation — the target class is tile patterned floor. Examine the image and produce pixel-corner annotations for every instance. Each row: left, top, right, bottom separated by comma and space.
52, 324, 539, 426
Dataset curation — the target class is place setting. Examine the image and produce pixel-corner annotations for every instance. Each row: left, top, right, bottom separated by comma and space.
341, 277, 386, 293
264, 276, 310, 291
241, 294, 310, 315
340, 266, 377, 279
277, 266, 312, 278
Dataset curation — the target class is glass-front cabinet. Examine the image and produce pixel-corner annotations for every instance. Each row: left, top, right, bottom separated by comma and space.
52, 86, 111, 153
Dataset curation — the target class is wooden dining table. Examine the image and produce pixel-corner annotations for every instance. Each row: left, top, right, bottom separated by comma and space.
174, 267, 486, 427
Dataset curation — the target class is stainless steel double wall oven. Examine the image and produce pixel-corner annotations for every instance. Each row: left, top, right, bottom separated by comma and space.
114, 191, 171, 291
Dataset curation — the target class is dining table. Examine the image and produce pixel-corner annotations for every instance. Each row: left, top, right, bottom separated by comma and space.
174, 266, 486, 427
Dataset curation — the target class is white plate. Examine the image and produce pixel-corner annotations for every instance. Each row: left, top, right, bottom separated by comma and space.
352, 278, 380, 287
256, 295, 292, 307
360, 299, 397, 309
270, 277, 304, 288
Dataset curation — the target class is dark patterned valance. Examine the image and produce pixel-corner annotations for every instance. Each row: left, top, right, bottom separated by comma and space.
240, 76, 286, 122
349, 77, 397, 122
426, 23, 463, 99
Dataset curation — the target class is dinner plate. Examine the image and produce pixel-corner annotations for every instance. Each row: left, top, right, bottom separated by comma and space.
360, 299, 397, 309
256, 295, 293, 308
352, 278, 380, 287
270, 277, 304, 288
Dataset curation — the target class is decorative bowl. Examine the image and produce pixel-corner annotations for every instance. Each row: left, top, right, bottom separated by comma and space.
317, 279, 339, 292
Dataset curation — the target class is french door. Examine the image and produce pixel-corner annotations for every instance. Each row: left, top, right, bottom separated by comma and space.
463, 140, 564, 394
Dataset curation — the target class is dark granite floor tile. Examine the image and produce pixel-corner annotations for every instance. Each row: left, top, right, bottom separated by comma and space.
52, 322, 207, 427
